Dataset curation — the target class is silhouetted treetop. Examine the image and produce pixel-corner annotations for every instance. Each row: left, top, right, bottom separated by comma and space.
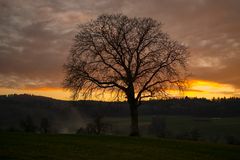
64, 14, 188, 101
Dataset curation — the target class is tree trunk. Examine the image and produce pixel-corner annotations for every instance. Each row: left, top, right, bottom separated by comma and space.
127, 82, 140, 136
129, 103, 139, 136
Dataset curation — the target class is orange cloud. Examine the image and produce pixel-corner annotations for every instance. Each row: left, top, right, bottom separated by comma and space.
184, 80, 238, 98
0, 87, 70, 100
27, 87, 63, 91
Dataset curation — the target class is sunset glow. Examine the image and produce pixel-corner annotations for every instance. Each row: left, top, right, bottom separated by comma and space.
1, 79, 239, 101
184, 80, 239, 98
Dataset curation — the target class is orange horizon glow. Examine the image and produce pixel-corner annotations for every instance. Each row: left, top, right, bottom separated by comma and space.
168, 79, 238, 99
0, 79, 239, 101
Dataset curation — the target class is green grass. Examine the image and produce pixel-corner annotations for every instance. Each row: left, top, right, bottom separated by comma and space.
0, 132, 240, 160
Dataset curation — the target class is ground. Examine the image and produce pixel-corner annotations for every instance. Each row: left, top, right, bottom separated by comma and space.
0, 132, 240, 160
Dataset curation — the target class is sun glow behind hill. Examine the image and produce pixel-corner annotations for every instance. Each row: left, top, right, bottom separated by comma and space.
0, 87, 71, 100
0, 80, 239, 101
169, 80, 238, 99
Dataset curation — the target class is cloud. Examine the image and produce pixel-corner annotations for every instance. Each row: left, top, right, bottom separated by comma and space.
0, 0, 239, 95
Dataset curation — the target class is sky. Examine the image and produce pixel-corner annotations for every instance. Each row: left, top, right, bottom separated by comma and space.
0, 0, 240, 100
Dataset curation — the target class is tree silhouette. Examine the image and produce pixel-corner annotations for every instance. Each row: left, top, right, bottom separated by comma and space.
20, 115, 37, 133
64, 14, 188, 136
40, 118, 50, 134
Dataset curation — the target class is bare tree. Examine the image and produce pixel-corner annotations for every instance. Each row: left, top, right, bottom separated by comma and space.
64, 14, 188, 136
20, 115, 37, 133
40, 118, 50, 134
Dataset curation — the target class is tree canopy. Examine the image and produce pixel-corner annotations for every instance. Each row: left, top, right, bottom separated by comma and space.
64, 14, 188, 102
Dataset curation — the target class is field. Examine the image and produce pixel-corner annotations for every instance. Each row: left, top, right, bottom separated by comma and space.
105, 116, 240, 141
0, 132, 240, 160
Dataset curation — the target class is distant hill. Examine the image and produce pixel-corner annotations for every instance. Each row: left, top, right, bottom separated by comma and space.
0, 94, 240, 133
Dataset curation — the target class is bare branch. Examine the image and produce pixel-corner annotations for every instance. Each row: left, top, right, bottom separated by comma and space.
64, 14, 188, 103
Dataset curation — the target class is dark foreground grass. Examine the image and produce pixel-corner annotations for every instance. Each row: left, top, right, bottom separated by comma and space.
0, 132, 240, 160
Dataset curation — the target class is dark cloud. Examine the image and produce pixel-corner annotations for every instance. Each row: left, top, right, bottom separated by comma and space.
0, 0, 239, 91
124, 0, 240, 89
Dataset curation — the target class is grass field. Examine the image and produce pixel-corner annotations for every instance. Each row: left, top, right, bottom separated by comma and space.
105, 116, 240, 140
1, 132, 240, 160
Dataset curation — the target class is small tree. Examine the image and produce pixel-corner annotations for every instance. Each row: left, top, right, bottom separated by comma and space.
64, 14, 188, 136
20, 115, 37, 133
85, 115, 110, 135
40, 118, 50, 134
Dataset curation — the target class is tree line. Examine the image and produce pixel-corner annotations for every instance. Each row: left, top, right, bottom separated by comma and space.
1, 94, 240, 118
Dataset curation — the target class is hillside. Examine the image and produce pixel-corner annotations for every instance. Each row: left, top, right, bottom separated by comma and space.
1, 94, 240, 117
1, 94, 240, 134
